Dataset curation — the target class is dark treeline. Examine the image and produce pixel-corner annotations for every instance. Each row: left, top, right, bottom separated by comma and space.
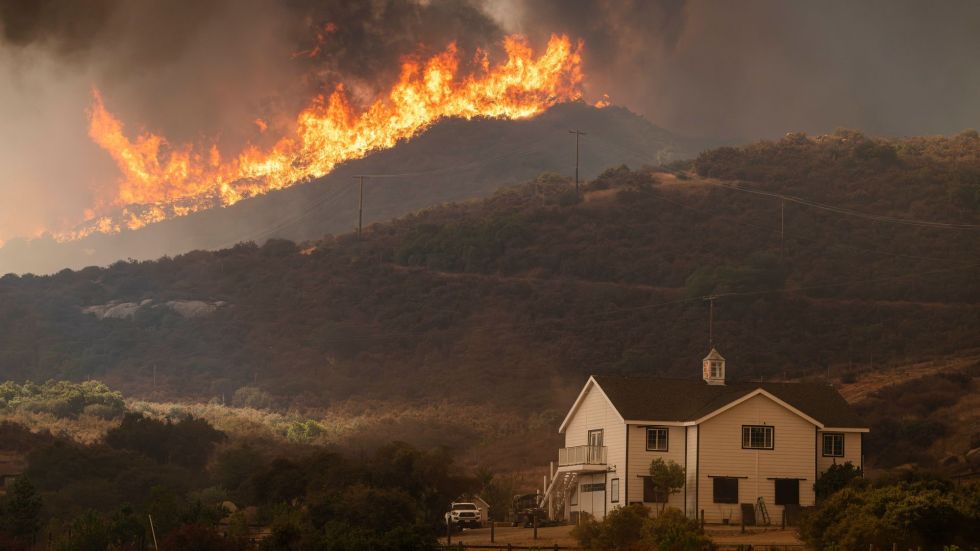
0, 416, 473, 550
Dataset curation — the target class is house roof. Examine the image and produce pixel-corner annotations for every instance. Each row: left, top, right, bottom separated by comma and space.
590, 375, 867, 429
703, 348, 725, 361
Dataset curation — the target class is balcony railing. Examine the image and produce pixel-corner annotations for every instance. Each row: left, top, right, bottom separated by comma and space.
558, 445, 607, 467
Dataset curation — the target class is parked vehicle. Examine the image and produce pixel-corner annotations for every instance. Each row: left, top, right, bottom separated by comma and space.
511, 493, 547, 528
448, 502, 482, 528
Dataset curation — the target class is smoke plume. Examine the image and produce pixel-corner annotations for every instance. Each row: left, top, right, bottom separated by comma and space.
0, 0, 978, 250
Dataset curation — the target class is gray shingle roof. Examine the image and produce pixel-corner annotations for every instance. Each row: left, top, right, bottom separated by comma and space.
592, 375, 867, 428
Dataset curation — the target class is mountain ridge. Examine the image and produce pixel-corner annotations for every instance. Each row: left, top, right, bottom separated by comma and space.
0, 102, 710, 275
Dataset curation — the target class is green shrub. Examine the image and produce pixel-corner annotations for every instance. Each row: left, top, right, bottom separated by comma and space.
286, 419, 324, 443
814, 461, 863, 502
800, 479, 980, 550
572, 504, 713, 551
0, 380, 124, 419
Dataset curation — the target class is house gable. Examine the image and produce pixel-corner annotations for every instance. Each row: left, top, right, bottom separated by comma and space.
559, 376, 625, 434
693, 388, 824, 428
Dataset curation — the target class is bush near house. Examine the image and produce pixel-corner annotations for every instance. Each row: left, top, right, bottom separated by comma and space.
572, 504, 714, 551
800, 475, 980, 550
813, 461, 863, 502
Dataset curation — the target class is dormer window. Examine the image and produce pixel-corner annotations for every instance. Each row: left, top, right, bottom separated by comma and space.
710, 361, 722, 378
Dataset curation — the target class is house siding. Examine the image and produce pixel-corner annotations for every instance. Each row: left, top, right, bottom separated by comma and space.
696, 394, 817, 524
816, 430, 863, 473
625, 424, 686, 513
685, 425, 698, 517
563, 383, 625, 520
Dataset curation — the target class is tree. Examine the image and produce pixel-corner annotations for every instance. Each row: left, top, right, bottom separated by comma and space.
1, 476, 41, 541
813, 461, 862, 502
647, 459, 685, 512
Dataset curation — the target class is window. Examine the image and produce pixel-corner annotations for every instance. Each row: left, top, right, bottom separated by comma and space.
774, 479, 800, 506
712, 477, 738, 504
710, 360, 722, 378
646, 427, 668, 451
588, 429, 604, 447
822, 433, 844, 457
570, 485, 578, 506
742, 425, 774, 449
642, 477, 667, 503
610, 479, 620, 503
581, 483, 606, 492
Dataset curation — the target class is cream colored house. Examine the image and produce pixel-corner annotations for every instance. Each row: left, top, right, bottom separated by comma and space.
543, 349, 867, 524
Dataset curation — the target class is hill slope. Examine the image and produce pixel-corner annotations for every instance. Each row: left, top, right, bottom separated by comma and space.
0, 130, 978, 467
0, 103, 705, 275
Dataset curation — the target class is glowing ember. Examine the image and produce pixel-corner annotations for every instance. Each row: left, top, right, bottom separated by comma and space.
61, 34, 583, 241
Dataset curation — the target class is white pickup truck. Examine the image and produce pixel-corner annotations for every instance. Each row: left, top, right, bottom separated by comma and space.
447, 502, 482, 528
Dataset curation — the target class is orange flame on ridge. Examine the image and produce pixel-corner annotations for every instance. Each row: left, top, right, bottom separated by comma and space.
65, 34, 583, 241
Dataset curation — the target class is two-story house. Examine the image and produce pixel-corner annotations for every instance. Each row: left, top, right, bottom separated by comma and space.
544, 349, 868, 524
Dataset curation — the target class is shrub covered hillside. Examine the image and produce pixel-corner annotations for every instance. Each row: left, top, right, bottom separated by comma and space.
0, 131, 977, 432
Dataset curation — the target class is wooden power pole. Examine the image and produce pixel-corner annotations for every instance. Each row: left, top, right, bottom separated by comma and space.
354, 175, 365, 238
569, 129, 586, 193
780, 198, 785, 255
706, 295, 717, 348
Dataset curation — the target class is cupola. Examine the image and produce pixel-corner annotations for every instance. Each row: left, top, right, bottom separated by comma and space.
702, 348, 726, 385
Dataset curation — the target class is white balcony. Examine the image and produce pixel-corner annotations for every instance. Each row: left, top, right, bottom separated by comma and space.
558, 445, 607, 468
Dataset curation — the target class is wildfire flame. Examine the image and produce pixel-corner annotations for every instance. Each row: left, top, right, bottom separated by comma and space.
63, 34, 583, 241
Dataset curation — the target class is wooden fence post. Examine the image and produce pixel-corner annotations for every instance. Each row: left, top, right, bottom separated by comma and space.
781, 509, 785, 529
533, 512, 538, 540
740, 511, 745, 534
490, 516, 495, 543
446, 517, 452, 546
700, 509, 705, 532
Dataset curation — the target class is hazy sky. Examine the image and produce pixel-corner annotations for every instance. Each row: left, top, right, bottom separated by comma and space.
0, 0, 978, 243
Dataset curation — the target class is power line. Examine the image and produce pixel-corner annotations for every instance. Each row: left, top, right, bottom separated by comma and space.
289, 259, 980, 343
587, 136, 980, 231
703, 180, 980, 231
212, 144, 556, 249
642, 184, 973, 266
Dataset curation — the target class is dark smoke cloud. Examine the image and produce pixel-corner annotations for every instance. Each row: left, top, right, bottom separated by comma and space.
502, 0, 980, 139
0, 0, 978, 247
0, 0, 503, 144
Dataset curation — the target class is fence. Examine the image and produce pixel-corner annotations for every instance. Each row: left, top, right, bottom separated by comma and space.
435, 545, 577, 550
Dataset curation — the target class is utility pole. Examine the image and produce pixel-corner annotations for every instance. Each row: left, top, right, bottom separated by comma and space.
706, 295, 717, 348
569, 129, 586, 193
354, 175, 365, 238
780, 198, 785, 255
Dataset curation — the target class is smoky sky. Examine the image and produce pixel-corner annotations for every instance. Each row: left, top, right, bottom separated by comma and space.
498, 0, 980, 139
0, 0, 979, 243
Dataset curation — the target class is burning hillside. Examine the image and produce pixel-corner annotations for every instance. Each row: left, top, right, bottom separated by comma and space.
64, 34, 584, 241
